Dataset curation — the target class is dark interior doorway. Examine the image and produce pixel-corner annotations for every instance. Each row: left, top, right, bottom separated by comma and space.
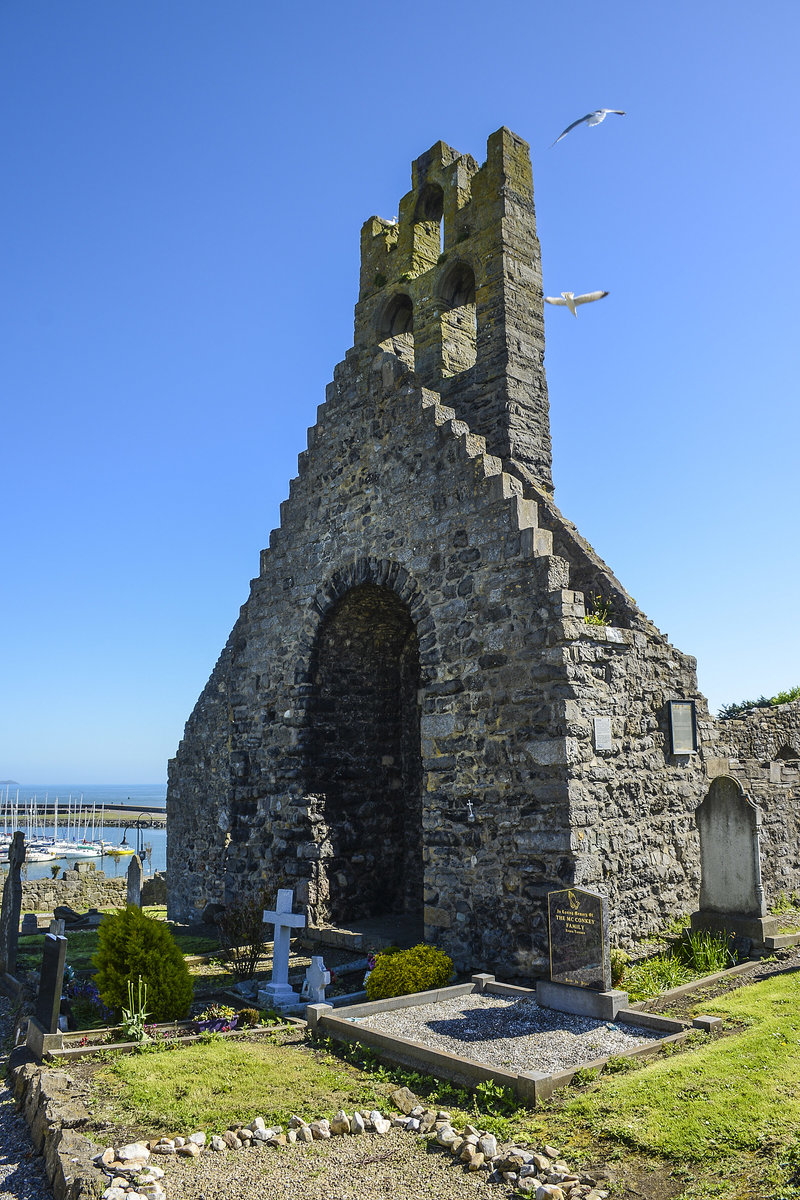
307, 583, 423, 924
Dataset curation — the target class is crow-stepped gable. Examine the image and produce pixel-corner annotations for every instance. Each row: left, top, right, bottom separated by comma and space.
167, 128, 800, 976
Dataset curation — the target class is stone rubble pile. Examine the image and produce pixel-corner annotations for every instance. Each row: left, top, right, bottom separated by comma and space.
95, 1086, 610, 1200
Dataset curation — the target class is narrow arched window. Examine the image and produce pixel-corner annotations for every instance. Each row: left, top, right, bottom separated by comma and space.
413, 183, 444, 266
439, 261, 477, 376
378, 292, 414, 369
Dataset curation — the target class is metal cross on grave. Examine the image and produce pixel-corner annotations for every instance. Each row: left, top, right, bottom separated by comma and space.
259, 888, 306, 1008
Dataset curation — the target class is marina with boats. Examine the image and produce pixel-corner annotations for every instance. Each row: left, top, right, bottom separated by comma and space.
1, 786, 166, 865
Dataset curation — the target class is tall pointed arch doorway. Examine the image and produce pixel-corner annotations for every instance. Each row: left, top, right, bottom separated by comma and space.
306, 583, 423, 925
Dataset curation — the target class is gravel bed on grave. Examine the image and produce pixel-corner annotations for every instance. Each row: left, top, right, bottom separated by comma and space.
353, 992, 665, 1073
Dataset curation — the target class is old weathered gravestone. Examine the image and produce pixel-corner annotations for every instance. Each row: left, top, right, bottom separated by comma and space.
127, 854, 143, 907
49, 918, 66, 936
0, 832, 25, 977
257, 888, 306, 1009
691, 776, 779, 942
34, 933, 68, 1034
303, 956, 331, 1005
21, 913, 38, 936
536, 886, 628, 1019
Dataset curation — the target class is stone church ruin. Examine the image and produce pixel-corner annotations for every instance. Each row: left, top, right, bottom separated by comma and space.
167, 128, 800, 976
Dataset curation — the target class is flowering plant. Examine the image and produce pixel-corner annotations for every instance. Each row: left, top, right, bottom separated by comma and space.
193, 1003, 238, 1033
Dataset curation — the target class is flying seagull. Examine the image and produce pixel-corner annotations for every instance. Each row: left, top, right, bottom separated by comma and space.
544, 290, 609, 316
550, 109, 626, 147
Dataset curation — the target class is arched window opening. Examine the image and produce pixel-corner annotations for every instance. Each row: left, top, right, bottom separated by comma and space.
413, 183, 445, 267
305, 584, 423, 925
439, 261, 477, 376
378, 293, 414, 369
776, 744, 799, 763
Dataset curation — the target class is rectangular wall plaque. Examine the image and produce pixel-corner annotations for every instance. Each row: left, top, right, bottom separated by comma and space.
668, 700, 697, 754
593, 716, 612, 751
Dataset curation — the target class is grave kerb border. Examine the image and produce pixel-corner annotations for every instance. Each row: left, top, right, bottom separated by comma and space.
307, 975, 688, 1105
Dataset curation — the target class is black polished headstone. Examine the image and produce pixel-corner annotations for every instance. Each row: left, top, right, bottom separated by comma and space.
548, 887, 611, 991
35, 933, 68, 1034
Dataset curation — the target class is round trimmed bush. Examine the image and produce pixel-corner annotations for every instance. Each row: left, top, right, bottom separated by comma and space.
93, 906, 193, 1022
365, 943, 453, 1001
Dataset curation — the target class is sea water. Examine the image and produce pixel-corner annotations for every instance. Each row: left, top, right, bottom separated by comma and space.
0, 783, 167, 882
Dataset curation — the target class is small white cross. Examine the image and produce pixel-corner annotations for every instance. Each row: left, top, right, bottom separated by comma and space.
258, 888, 306, 1008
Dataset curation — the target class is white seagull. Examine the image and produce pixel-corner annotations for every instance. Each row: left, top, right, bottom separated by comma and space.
550, 109, 626, 147
544, 290, 609, 316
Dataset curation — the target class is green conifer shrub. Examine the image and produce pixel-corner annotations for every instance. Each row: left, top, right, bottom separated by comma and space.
365, 943, 453, 1001
93, 906, 193, 1022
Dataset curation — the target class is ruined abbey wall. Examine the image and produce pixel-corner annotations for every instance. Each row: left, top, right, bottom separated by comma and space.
167, 129, 800, 976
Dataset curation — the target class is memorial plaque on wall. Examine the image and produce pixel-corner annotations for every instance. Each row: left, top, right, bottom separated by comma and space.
668, 700, 697, 754
548, 887, 611, 991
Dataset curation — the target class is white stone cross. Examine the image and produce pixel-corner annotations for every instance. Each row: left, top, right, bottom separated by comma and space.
302, 956, 331, 1005
258, 888, 306, 1009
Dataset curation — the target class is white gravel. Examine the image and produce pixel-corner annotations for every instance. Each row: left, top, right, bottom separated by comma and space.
354, 992, 663, 1073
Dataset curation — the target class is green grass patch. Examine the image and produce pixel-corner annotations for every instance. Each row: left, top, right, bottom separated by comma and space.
526, 968, 800, 1197
17, 923, 218, 975
621, 930, 736, 1002
90, 1037, 396, 1131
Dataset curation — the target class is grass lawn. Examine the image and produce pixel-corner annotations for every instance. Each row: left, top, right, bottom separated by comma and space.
87, 1033, 397, 1132
16, 916, 219, 974
83, 965, 800, 1200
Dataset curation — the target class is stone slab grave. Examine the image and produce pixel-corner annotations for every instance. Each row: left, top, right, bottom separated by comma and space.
691, 775, 780, 944
536, 886, 628, 1020
307, 973, 688, 1106
257, 888, 306, 1009
26, 932, 68, 1059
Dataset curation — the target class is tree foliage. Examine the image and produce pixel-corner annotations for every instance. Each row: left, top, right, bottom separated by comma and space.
93, 906, 193, 1022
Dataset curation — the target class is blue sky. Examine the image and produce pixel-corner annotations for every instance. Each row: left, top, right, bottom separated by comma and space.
2, 2, 798, 783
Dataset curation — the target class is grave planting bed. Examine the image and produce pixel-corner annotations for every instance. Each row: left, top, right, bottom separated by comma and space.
310, 974, 689, 1105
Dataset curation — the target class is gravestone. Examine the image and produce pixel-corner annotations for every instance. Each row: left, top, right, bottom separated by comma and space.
0, 832, 25, 977
691, 776, 779, 943
257, 888, 306, 1009
302, 956, 331, 1004
34, 933, 68, 1034
127, 854, 143, 907
49, 918, 66, 936
21, 913, 39, 936
536, 886, 628, 1019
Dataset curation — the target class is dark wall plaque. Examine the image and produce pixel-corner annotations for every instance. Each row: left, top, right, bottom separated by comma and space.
548, 887, 611, 991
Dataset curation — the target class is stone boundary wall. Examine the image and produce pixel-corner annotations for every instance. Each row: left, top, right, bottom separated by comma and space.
720, 701, 800, 900
10, 1058, 102, 1200
1, 869, 168, 914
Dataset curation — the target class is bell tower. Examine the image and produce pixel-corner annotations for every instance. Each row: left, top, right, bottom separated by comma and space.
353, 127, 553, 493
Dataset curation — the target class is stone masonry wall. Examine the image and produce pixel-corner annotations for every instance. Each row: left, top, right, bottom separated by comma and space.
717, 701, 800, 899
167, 128, 797, 979
3, 868, 167, 913
168, 342, 720, 973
